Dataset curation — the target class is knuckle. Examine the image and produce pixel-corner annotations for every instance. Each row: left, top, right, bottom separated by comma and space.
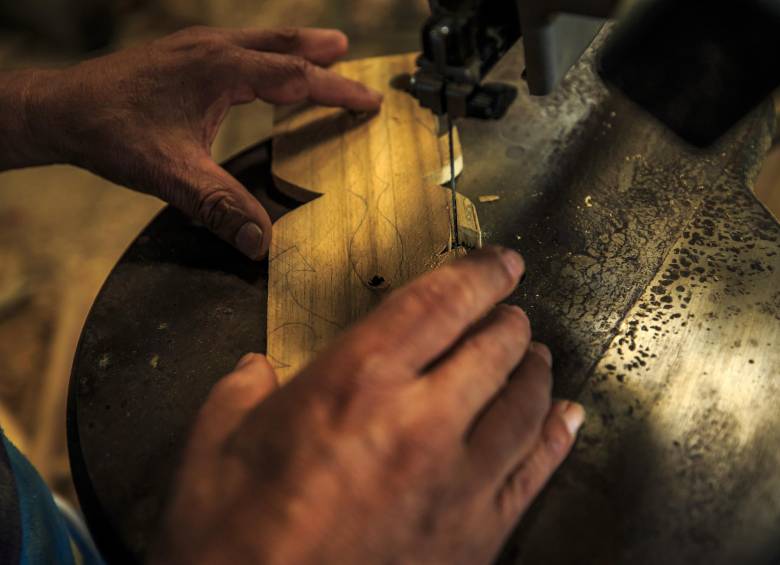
382, 392, 459, 471
544, 418, 573, 457
182, 25, 212, 38
496, 467, 533, 522
346, 351, 402, 389
529, 342, 552, 367
416, 404, 458, 446
170, 28, 226, 56
196, 188, 239, 234
273, 27, 302, 48
528, 360, 553, 398
450, 267, 479, 299
201, 40, 233, 64
495, 304, 530, 335
286, 55, 312, 80
464, 333, 495, 358
522, 379, 552, 424
166, 25, 209, 45
500, 395, 534, 435
399, 279, 451, 318
504, 469, 533, 508
466, 306, 529, 360
217, 44, 244, 66
174, 28, 231, 60
394, 423, 456, 474
503, 388, 549, 440
435, 267, 479, 314
262, 55, 312, 103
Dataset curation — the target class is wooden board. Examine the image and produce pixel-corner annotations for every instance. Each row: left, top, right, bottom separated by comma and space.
269, 53, 481, 383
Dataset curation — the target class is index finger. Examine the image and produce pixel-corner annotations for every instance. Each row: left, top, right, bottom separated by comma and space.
226, 27, 349, 66
341, 246, 526, 373
242, 51, 383, 111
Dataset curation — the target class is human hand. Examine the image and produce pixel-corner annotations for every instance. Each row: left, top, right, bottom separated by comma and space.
22, 27, 382, 258
151, 247, 585, 565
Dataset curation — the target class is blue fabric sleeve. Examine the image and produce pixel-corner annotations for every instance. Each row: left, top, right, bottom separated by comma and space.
2, 434, 105, 565
0, 431, 21, 564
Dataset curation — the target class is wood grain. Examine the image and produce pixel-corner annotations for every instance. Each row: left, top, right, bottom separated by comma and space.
269, 53, 480, 383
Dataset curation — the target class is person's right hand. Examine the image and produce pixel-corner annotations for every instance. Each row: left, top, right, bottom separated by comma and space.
151, 247, 585, 565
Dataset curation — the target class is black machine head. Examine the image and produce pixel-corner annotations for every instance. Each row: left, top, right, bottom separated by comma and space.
600, 0, 780, 147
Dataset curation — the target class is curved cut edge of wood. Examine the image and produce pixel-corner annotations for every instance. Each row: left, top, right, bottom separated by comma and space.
271, 54, 465, 203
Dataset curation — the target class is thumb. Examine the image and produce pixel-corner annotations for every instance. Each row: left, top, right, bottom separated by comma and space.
192, 353, 280, 451
169, 154, 273, 260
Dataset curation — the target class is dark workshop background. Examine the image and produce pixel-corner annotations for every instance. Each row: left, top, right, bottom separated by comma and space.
0, 0, 778, 508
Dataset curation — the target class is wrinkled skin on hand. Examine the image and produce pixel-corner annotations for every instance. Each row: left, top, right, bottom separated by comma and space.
151, 247, 585, 565
21, 27, 382, 259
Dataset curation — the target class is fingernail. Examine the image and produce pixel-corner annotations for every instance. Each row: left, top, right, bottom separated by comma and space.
235, 352, 258, 369
501, 248, 525, 279
529, 341, 553, 368
236, 222, 264, 260
557, 401, 586, 435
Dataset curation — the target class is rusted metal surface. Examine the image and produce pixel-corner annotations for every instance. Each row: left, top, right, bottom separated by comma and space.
69, 36, 779, 564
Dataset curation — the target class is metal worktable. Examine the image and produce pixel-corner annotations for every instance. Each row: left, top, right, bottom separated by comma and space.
68, 37, 780, 564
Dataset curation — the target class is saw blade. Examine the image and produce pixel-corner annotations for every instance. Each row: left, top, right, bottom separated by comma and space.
448, 115, 460, 249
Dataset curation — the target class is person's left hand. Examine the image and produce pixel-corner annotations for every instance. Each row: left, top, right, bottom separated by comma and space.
21, 27, 383, 259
